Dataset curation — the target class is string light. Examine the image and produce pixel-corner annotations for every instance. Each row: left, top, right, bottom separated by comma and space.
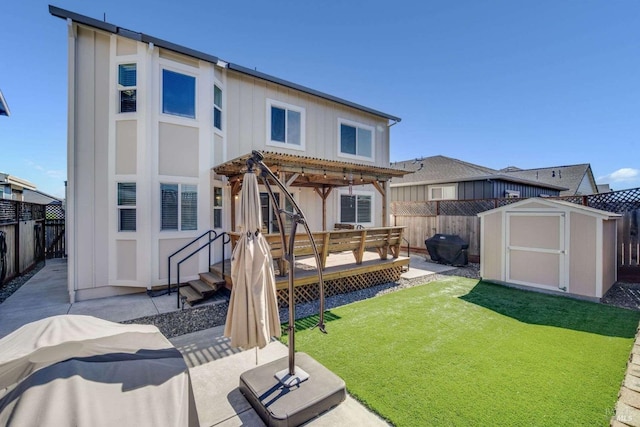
360, 173, 364, 182
301, 167, 305, 177
323, 170, 327, 179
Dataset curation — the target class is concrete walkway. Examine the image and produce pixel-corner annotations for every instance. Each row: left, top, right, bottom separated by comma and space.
0, 255, 453, 426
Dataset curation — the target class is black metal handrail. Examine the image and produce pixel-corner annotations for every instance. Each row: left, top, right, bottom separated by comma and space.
174, 232, 231, 308
168, 230, 216, 295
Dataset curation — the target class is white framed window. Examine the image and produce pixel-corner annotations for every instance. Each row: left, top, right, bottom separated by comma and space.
266, 99, 305, 150
162, 69, 196, 119
161, 183, 198, 231
213, 186, 223, 229
213, 85, 223, 131
338, 119, 374, 161
429, 184, 456, 201
118, 63, 136, 113
339, 191, 373, 225
117, 183, 136, 231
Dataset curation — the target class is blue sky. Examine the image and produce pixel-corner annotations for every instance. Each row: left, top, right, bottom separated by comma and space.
1, 1, 639, 198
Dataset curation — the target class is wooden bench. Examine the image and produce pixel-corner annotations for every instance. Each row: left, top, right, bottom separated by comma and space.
229, 226, 405, 275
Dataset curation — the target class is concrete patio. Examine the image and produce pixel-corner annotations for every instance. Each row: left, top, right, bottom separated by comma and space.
0, 255, 455, 426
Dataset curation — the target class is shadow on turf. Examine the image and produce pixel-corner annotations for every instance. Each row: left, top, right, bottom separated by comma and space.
459, 281, 640, 338
280, 311, 342, 336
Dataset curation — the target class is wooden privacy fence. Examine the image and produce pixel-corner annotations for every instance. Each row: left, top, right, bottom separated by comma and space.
391, 187, 640, 268
0, 200, 46, 285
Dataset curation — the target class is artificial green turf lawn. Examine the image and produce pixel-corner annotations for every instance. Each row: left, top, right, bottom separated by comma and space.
283, 278, 640, 426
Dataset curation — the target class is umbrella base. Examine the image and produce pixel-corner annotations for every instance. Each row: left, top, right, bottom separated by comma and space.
239, 352, 346, 427
275, 366, 310, 387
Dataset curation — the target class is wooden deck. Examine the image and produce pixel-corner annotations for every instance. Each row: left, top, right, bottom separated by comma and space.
211, 251, 409, 307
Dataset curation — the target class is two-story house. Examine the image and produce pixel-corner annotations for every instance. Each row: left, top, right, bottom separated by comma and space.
50, 6, 406, 302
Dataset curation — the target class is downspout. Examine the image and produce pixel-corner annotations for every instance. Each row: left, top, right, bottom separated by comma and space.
67, 18, 77, 304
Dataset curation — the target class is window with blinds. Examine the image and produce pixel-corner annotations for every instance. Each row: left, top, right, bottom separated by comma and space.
118, 64, 136, 113
340, 194, 372, 224
117, 183, 136, 231
214, 85, 222, 130
161, 183, 197, 231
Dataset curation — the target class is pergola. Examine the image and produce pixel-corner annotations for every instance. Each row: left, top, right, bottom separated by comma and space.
213, 151, 411, 231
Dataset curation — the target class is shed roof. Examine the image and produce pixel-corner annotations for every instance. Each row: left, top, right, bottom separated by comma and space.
49, 5, 400, 123
477, 197, 620, 219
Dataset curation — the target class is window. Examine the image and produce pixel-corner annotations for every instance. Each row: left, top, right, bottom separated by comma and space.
118, 64, 136, 113
429, 184, 456, 201
161, 183, 198, 231
505, 190, 520, 198
213, 85, 222, 130
162, 69, 196, 118
258, 192, 295, 234
267, 100, 304, 149
213, 187, 223, 228
340, 194, 372, 224
339, 120, 373, 159
117, 183, 136, 231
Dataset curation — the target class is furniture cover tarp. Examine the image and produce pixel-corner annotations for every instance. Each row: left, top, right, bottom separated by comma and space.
0, 315, 198, 426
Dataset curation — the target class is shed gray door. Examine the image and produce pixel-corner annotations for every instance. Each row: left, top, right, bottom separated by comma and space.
505, 212, 566, 291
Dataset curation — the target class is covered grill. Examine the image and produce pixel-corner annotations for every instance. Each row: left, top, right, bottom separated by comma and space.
425, 234, 469, 266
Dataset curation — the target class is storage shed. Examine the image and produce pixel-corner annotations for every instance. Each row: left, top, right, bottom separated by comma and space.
478, 198, 620, 300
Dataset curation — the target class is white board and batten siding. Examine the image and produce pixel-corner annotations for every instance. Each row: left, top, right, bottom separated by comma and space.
225, 72, 391, 231
479, 198, 620, 300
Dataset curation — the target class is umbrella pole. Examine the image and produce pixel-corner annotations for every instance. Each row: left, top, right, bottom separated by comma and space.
248, 152, 322, 386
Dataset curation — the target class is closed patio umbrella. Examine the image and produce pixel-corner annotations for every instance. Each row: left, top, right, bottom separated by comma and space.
224, 171, 281, 349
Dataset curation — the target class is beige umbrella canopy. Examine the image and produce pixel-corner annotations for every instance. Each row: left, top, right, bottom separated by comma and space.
224, 172, 281, 349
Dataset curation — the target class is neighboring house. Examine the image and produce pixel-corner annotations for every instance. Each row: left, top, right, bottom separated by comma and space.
0, 90, 9, 117
1, 173, 63, 205
50, 6, 406, 302
0, 173, 37, 201
390, 155, 566, 202
500, 164, 600, 196
597, 184, 612, 193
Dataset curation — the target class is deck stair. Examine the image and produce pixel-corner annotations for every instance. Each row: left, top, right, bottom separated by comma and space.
178, 271, 226, 305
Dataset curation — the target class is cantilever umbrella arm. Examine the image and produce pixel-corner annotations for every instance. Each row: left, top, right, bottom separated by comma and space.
247, 150, 326, 383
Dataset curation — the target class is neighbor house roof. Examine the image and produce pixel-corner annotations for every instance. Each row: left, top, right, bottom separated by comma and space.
499, 163, 597, 196
22, 189, 63, 205
389, 155, 567, 191
49, 6, 401, 123
0, 90, 10, 117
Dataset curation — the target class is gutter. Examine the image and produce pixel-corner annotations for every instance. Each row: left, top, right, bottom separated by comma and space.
49, 5, 401, 122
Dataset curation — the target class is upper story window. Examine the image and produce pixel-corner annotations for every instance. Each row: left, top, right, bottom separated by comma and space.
213, 85, 222, 130
339, 119, 374, 160
161, 183, 198, 231
267, 99, 305, 150
429, 184, 456, 201
118, 64, 137, 113
117, 183, 136, 231
162, 69, 196, 119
